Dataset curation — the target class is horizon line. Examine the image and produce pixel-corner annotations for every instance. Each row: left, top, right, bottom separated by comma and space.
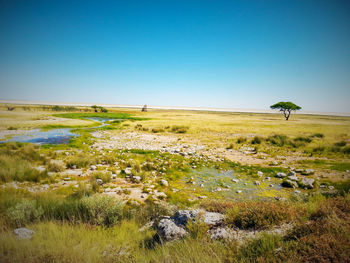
1, 99, 350, 117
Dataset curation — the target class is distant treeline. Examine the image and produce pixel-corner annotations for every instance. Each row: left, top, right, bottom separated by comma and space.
0, 104, 92, 112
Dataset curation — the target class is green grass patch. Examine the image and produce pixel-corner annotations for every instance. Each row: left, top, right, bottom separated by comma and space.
54, 112, 148, 121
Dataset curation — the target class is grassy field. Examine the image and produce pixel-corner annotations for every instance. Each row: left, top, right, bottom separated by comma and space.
0, 104, 349, 262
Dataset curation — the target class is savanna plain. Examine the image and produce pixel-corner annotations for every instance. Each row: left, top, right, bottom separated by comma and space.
0, 104, 349, 263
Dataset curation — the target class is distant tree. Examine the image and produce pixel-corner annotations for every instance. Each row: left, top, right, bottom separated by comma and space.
100, 107, 108, 113
91, 105, 108, 113
6, 105, 15, 111
270, 101, 301, 120
141, 105, 147, 112
91, 105, 98, 112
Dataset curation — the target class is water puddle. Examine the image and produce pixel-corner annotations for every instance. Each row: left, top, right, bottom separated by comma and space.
0, 117, 121, 145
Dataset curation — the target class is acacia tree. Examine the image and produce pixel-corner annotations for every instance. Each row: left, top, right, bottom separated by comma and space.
270, 101, 301, 120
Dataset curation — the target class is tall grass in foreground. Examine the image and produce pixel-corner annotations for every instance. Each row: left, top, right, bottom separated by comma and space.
0, 189, 349, 262
0, 143, 47, 182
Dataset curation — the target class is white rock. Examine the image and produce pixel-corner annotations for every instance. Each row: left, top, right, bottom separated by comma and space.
160, 179, 169, 187
14, 228, 34, 240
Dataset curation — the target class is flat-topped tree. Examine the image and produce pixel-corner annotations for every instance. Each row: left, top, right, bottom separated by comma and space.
270, 101, 301, 120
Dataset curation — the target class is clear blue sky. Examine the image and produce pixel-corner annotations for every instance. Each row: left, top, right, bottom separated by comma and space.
0, 0, 349, 112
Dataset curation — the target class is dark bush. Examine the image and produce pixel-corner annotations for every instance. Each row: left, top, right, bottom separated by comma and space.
251, 136, 263, 145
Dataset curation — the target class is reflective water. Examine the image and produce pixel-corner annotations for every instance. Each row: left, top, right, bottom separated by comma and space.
1, 117, 118, 145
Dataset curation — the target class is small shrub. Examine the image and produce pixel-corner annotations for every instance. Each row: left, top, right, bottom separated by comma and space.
226, 143, 234, 149
79, 194, 123, 226
7, 127, 17, 130
294, 136, 312, 143
312, 146, 326, 153
311, 133, 324, 138
251, 136, 262, 145
90, 171, 111, 184
7, 199, 43, 226
151, 127, 165, 133
225, 201, 297, 230
267, 134, 288, 147
171, 125, 189, 134
334, 141, 346, 147
201, 200, 235, 213
187, 219, 209, 239
66, 153, 97, 168
342, 146, 350, 154
237, 137, 247, 144
47, 160, 65, 172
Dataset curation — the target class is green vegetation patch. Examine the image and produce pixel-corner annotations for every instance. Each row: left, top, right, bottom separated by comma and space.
54, 112, 149, 121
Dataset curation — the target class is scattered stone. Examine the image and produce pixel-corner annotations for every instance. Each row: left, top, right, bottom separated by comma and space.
275, 196, 287, 201
236, 190, 242, 194
157, 219, 187, 241
35, 166, 46, 172
173, 210, 201, 226
210, 228, 231, 240
63, 177, 71, 181
254, 181, 261, 186
90, 165, 97, 170
300, 178, 315, 189
301, 169, 314, 175
231, 178, 239, 183
288, 171, 296, 176
282, 179, 298, 188
13, 228, 34, 240
287, 175, 299, 181
132, 176, 142, 183
328, 185, 335, 190
202, 212, 225, 226
124, 167, 132, 175
276, 172, 287, 178
257, 171, 264, 177
155, 192, 167, 199
96, 179, 103, 185
269, 184, 274, 187
198, 196, 207, 199
160, 179, 169, 187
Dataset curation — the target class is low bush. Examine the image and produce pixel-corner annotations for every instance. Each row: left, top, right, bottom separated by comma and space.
90, 171, 111, 184
237, 137, 247, 144
47, 159, 65, 172
201, 200, 236, 213
151, 127, 165, 133
171, 125, 189, 134
267, 134, 288, 147
66, 153, 97, 168
294, 136, 312, 143
251, 136, 263, 145
334, 141, 347, 147
225, 201, 298, 230
226, 143, 234, 149
79, 194, 123, 226
6, 199, 43, 227
312, 146, 326, 153
311, 133, 324, 138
